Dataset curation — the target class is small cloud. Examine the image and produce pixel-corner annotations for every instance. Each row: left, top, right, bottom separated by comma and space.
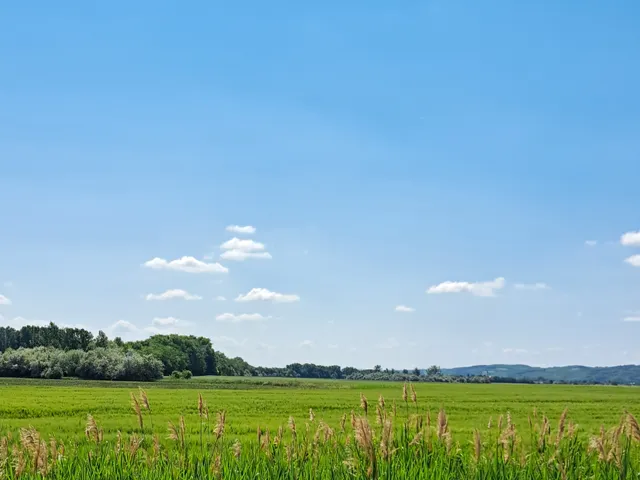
299, 340, 313, 348
144, 256, 228, 273
427, 277, 505, 297
145, 289, 202, 301
215, 313, 271, 323
151, 317, 181, 326
0, 295, 12, 305
235, 288, 300, 303
514, 282, 550, 291
327, 320, 335, 325
483, 341, 493, 348
257, 342, 276, 351
328, 344, 338, 349
624, 255, 640, 267
546, 347, 564, 352
584, 240, 597, 247
623, 316, 640, 322
395, 305, 415, 313
503, 348, 528, 354
109, 319, 139, 333
621, 231, 640, 247
212, 335, 247, 347
378, 337, 400, 349
577, 311, 583, 318
220, 250, 272, 261
145, 317, 192, 334
219, 237, 271, 262
226, 225, 256, 235
214, 296, 226, 301
408, 341, 418, 347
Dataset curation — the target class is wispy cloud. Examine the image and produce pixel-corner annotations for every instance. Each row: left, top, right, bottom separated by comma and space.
299, 340, 313, 348
0, 294, 12, 305
226, 225, 256, 235
624, 255, 640, 267
215, 313, 271, 323
212, 335, 247, 347
427, 277, 505, 297
514, 282, 550, 291
214, 296, 226, 301
503, 347, 528, 354
621, 231, 640, 247
2, 281, 12, 288
328, 344, 339, 349
378, 337, 400, 349
584, 240, 597, 247
395, 305, 415, 312
219, 237, 272, 261
144, 256, 228, 273
145, 289, 202, 301
235, 288, 300, 303
622, 316, 640, 322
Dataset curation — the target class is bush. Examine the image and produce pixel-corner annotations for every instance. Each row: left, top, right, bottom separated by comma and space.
181, 370, 192, 379
171, 370, 181, 379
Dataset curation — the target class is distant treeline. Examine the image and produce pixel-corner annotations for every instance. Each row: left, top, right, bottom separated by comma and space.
1, 324, 638, 384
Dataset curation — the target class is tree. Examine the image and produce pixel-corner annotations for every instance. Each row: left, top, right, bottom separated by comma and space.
95, 331, 109, 348
374, 364, 382, 373
427, 365, 442, 376
413, 367, 420, 376
402, 369, 409, 374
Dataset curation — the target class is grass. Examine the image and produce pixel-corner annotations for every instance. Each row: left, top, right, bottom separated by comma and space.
0, 377, 639, 478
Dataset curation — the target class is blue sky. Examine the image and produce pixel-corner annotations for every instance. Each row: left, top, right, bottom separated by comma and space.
1, 1, 640, 369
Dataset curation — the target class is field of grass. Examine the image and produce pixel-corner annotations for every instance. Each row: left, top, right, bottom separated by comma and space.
0, 377, 639, 478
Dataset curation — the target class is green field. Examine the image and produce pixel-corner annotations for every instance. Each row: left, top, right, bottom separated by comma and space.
1, 376, 638, 444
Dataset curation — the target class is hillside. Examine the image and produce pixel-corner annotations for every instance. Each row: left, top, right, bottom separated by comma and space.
441, 364, 640, 385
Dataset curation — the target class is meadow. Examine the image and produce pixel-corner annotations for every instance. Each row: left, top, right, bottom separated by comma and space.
0, 377, 639, 478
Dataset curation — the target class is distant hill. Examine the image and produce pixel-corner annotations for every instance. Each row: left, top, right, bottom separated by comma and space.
441, 364, 640, 385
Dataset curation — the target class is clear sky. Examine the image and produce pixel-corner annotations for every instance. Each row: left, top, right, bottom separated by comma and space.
1, 1, 640, 369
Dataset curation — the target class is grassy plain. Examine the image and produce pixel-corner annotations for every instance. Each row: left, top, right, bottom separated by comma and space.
0, 376, 638, 445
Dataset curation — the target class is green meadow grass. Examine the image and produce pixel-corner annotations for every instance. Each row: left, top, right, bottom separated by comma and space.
0, 377, 638, 444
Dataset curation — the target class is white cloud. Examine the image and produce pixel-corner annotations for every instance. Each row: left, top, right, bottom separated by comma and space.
145, 317, 192, 335
214, 296, 226, 301
221, 238, 265, 251
395, 305, 415, 312
378, 337, 400, 349
621, 231, 640, 247
212, 335, 247, 347
514, 282, 550, 291
546, 347, 564, 352
151, 317, 181, 326
503, 348, 528, 354
226, 225, 256, 235
220, 250, 272, 261
219, 237, 272, 262
235, 288, 300, 303
257, 342, 276, 351
623, 316, 640, 322
328, 344, 339, 349
145, 289, 202, 301
625, 255, 640, 267
299, 340, 313, 348
109, 319, 139, 333
427, 277, 505, 297
584, 240, 597, 247
1, 316, 48, 328
0, 295, 12, 305
144, 256, 228, 273
215, 313, 271, 323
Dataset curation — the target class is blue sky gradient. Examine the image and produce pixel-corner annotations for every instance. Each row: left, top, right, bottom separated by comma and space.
1, 1, 640, 368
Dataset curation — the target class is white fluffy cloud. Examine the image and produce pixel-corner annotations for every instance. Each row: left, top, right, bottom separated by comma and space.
109, 319, 139, 333
625, 255, 640, 267
214, 296, 226, 301
235, 288, 300, 303
226, 225, 256, 235
220, 250, 272, 261
395, 305, 415, 312
621, 231, 640, 247
220, 237, 272, 262
427, 277, 505, 297
215, 313, 271, 323
144, 256, 228, 273
151, 317, 181, 326
145, 289, 202, 301
584, 240, 597, 247
514, 282, 550, 291
623, 316, 640, 322
0, 294, 11, 305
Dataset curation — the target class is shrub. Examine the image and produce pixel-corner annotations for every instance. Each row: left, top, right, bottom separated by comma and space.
181, 369, 193, 379
171, 370, 181, 379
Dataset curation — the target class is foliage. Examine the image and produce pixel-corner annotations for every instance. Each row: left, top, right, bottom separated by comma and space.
0, 323, 94, 352
126, 334, 216, 376
0, 346, 163, 381
181, 369, 192, 379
